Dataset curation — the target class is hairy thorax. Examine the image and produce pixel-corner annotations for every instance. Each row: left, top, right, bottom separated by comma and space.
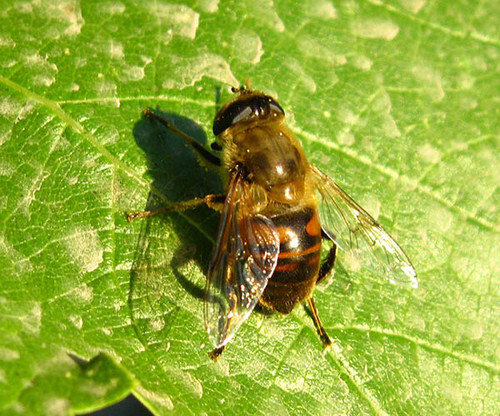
228, 122, 308, 204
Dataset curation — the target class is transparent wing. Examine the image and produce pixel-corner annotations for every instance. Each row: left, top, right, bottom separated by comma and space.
204, 171, 280, 349
311, 164, 418, 288
128, 192, 194, 351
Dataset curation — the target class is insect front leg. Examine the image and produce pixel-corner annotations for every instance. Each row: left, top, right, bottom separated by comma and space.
143, 109, 221, 167
316, 228, 337, 284
126, 194, 225, 222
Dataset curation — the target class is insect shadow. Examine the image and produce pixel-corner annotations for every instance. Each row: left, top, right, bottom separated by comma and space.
128, 109, 222, 337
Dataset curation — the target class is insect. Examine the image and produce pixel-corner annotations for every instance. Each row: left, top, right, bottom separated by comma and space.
128, 84, 418, 360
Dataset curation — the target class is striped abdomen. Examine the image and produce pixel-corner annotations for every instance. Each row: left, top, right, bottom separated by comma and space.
260, 206, 322, 313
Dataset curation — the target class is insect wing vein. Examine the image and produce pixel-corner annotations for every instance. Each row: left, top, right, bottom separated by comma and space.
204, 173, 280, 348
311, 165, 417, 288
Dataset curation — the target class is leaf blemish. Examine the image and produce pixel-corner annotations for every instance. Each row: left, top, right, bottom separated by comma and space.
0, 96, 23, 117
95, 81, 119, 107
303, 0, 337, 19
234, 29, 264, 64
198, 0, 219, 13
67, 83, 80, 92
428, 206, 453, 233
284, 58, 317, 92
351, 17, 399, 40
276, 375, 305, 392
149, 317, 165, 332
350, 54, 373, 71
145, 4, 199, 39
399, 0, 427, 14
55, 1, 85, 36
0, 235, 33, 273
100, 2, 126, 15
119, 65, 146, 82
44, 397, 70, 416
137, 388, 174, 411
0, 33, 16, 47
101, 327, 113, 336
178, 372, 203, 399
337, 130, 355, 146
161, 53, 239, 90
411, 64, 445, 102
0, 347, 20, 361
69, 314, 83, 330
64, 226, 103, 274
108, 40, 124, 60
33, 74, 56, 87
418, 143, 441, 164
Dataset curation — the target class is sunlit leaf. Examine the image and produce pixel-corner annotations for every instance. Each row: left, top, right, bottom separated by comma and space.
0, 0, 498, 414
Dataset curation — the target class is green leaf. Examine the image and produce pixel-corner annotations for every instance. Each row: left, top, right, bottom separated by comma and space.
0, 0, 498, 415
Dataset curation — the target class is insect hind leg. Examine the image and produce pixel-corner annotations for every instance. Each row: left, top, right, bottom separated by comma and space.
317, 228, 337, 284
143, 109, 221, 167
306, 297, 332, 349
209, 345, 225, 361
307, 228, 337, 349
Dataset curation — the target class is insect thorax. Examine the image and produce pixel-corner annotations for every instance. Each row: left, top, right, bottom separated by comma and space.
221, 121, 307, 204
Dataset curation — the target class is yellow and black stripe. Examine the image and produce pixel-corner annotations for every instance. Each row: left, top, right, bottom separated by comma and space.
260, 206, 322, 313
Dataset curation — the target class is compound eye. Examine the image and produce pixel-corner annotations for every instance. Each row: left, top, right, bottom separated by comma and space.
213, 100, 257, 136
231, 103, 255, 125
268, 98, 284, 118
213, 94, 284, 136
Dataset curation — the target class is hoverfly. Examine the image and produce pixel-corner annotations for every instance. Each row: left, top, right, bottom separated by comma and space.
128, 84, 417, 360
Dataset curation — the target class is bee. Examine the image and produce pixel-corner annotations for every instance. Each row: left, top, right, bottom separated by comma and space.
128, 84, 418, 360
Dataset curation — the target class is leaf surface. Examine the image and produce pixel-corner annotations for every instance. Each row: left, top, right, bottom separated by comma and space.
0, 1, 498, 414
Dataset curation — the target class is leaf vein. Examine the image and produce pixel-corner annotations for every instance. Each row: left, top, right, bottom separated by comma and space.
294, 126, 498, 231
365, 0, 499, 46
330, 324, 499, 374
0, 74, 215, 243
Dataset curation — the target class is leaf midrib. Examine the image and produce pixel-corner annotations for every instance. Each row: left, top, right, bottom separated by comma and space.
0, 74, 215, 243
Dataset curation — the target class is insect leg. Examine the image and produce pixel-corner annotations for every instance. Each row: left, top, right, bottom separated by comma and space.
316, 228, 337, 284
307, 297, 332, 349
126, 194, 225, 222
143, 108, 221, 166
209, 346, 225, 361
